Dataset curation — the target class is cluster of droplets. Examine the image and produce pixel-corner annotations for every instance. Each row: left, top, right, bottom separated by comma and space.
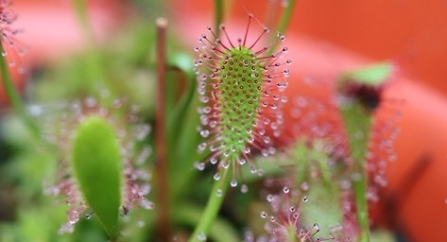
42, 97, 153, 234
259, 134, 362, 241
283, 95, 348, 160
193, 14, 290, 187
281, 72, 401, 203
0, 0, 27, 73
335, 78, 402, 202
248, 186, 343, 242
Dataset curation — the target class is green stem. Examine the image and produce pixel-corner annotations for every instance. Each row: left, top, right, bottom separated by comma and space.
71, 0, 110, 101
175, 204, 240, 242
0, 42, 39, 137
267, 0, 296, 56
188, 167, 232, 242
275, 0, 297, 35
352, 170, 370, 242
72, 0, 96, 45
167, 53, 196, 145
340, 102, 372, 242
214, 0, 224, 37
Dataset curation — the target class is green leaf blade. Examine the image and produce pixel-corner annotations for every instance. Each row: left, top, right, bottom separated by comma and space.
71, 115, 122, 239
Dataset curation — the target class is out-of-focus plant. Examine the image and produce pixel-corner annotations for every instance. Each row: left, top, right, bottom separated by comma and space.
0, 0, 401, 241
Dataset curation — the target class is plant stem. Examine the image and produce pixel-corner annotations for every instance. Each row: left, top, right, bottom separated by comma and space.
353, 171, 370, 242
71, 0, 110, 100
155, 17, 170, 241
340, 102, 372, 242
176, 203, 240, 242
0, 42, 39, 137
188, 168, 232, 242
276, 0, 297, 35
214, 0, 224, 37
72, 0, 96, 48
267, 0, 296, 56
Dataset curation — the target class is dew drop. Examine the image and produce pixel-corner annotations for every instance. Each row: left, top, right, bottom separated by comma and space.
137, 220, 145, 228
200, 129, 210, 138
261, 149, 269, 157
300, 182, 309, 191
302, 196, 309, 203
389, 153, 398, 162
282, 186, 290, 194
209, 120, 217, 128
210, 158, 218, 165
18, 67, 26, 74
340, 179, 351, 190
44, 186, 60, 195
216, 189, 223, 197
250, 166, 257, 174
195, 162, 205, 171
209, 145, 218, 152
1, 51, 6, 57
313, 223, 320, 232
85, 97, 97, 107
68, 209, 80, 225
260, 211, 267, 218
201, 96, 210, 104
58, 222, 74, 235
263, 136, 271, 144
221, 160, 229, 169
351, 173, 363, 181
281, 0, 289, 8
213, 173, 221, 180
140, 199, 155, 210
289, 206, 296, 213
202, 106, 212, 114
85, 212, 93, 220
292, 212, 299, 220
197, 142, 207, 152
135, 125, 151, 141
198, 232, 207, 241
230, 179, 238, 187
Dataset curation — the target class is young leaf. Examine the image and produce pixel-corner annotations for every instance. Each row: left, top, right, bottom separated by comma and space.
71, 115, 122, 239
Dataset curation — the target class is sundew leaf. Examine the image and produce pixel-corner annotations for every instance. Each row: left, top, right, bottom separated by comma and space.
302, 178, 343, 238
336, 62, 393, 242
71, 116, 122, 239
340, 62, 392, 86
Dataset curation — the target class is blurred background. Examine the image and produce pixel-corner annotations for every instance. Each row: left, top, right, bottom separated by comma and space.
2, 0, 447, 102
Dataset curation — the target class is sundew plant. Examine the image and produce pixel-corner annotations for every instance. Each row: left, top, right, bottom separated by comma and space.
0, 1, 404, 242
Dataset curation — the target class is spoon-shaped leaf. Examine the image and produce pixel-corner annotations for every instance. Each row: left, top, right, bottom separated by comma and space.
71, 115, 122, 239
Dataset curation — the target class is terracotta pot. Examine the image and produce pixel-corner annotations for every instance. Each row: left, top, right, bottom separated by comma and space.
170, 2, 447, 240
171, 0, 447, 95
0, 0, 127, 105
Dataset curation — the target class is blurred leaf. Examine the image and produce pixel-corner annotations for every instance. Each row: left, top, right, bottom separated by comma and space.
71, 116, 122, 239
340, 62, 392, 86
